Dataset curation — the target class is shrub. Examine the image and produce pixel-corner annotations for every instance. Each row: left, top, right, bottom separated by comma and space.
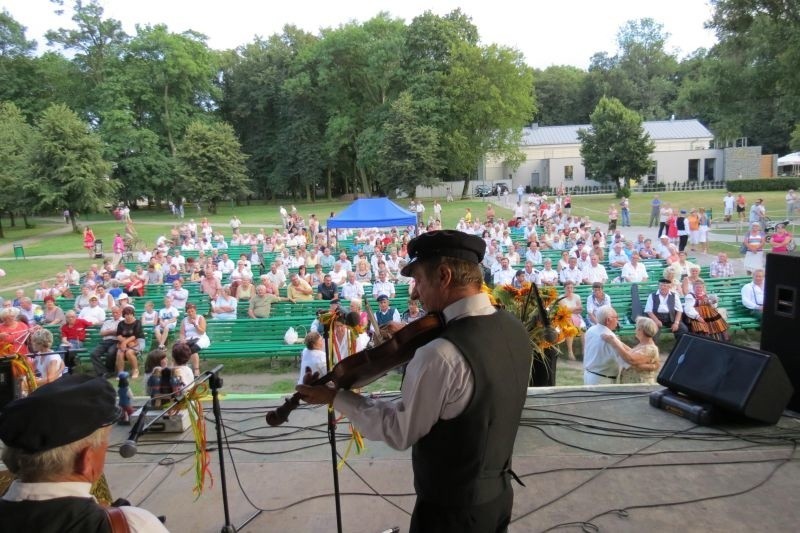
615, 186, 631, 199
726, 178, 800, 192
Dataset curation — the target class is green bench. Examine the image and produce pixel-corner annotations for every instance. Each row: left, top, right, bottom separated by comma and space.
201, 317, 313, 359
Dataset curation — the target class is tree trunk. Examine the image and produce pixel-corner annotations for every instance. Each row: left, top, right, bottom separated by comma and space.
163, 84, 177, 157
210, 200, 217, 214
69, 212, 79, 233
0, 213, 4, 238
9, 212, 15, 227
461, 170, 473, 200
326, 167, 333, 200
22, 213, 31, 228
356, 165, 371, 198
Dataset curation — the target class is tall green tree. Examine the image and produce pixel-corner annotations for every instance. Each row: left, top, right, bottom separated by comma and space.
314, 13, 407, 196
679, 0, 800, 152
585, 18, 679, 120
0, 101, 35, 236
175, 120, 251, 214
533, 65, 592, 125
578, 96, 655, 189
28, 103, 116, 232
444, 42, 534, 198
376, 91, 441, 196
123, 25, 219, 157
790, 124, 800, 153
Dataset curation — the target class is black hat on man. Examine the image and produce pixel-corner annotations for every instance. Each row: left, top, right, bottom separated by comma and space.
0, 374, 121, 453
401, 230, 486, 276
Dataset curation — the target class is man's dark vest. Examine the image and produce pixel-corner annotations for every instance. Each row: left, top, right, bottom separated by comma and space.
376, 307, 397, 326
412, 310, 531, 506
651, 291, 677, 323
0, 497, 111, 532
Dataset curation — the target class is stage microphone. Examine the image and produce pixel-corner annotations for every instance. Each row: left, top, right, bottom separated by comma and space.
543, 327, 559, 343
119, 401, 150, 458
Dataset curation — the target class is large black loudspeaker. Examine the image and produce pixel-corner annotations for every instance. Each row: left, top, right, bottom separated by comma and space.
0, 359, 15, 410
657, 334, 793, 424
761, 253, 800, 412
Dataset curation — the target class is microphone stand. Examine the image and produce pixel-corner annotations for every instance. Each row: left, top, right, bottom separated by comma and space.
199, 366, 237, 533
119, 365, 237, 533
324, 320, 344, 533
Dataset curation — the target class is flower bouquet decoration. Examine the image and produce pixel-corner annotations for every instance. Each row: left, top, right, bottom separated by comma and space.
488, 282, 580, 362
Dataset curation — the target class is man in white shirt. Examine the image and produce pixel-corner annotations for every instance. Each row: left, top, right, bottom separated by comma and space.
522, 261, 538, 284
218, 253, 235, 275
167, 279, 189, 309
114, 262, 133, 288
328, 262, 347, 285
525, 242, 542, 265
576, 249, 591, 271
229, 215, 241, 231
266, 262, 287, 289
620, 253, 648, 283
581, 254, 608, 285
340, 271, 364, 301
77, 296, 106, 326
295, 230, 530, 532
493, 257, 516, 286
560, 256, 583, 286
583, 306, 622, 385
170, 249, 186, 272
336, 251, 352, 272
505, 243, 521, 266
64, 264, 80, 285
740, 269, 765, 316
372, 269, 396, 299
645, 278, 687, 339
608, 242, 629, 268
537, 258, 559, 286
655, 235, 672, 259
723, 192, 736, 222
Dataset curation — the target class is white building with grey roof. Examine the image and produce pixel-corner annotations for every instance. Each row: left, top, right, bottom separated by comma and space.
478, 119, 762, 190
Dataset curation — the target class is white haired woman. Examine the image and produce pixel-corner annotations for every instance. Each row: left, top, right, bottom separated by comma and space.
30, 328, 65, 386
601, 316, 660, 384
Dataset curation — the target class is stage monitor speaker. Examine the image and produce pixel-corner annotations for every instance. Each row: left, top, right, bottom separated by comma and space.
657, 334, 793, 424
0, 359, 16, 410
761, 253, 800, 412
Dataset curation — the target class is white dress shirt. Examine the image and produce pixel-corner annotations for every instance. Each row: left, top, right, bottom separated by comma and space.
3, 481, 168, 532
334, 293, 494, 450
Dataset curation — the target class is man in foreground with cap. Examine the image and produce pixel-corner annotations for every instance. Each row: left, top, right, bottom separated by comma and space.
0, 375, 169, 531
297, 230, 531, 532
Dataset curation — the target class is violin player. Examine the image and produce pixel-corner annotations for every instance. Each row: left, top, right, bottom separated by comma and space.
297, 230, 531, 533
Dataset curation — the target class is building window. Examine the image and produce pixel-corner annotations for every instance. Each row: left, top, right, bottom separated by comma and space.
688, 159, 699, 181
564, 165, 574, 181
647, 161, 657, 185
704, 159, 716, 181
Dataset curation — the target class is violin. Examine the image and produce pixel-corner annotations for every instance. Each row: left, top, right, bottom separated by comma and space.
265, 312, 444, 426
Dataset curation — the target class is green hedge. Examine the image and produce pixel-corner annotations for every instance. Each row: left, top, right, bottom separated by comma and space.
726, 178, 800, 192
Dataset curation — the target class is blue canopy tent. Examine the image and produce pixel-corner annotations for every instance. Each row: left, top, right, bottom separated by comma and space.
327, 198, 416, 229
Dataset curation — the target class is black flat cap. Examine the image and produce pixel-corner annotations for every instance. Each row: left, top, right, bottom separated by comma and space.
658, 278, 672, 284
376, 294, 389, 302
0, 374, 121, 453
401, 230, 486, 276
